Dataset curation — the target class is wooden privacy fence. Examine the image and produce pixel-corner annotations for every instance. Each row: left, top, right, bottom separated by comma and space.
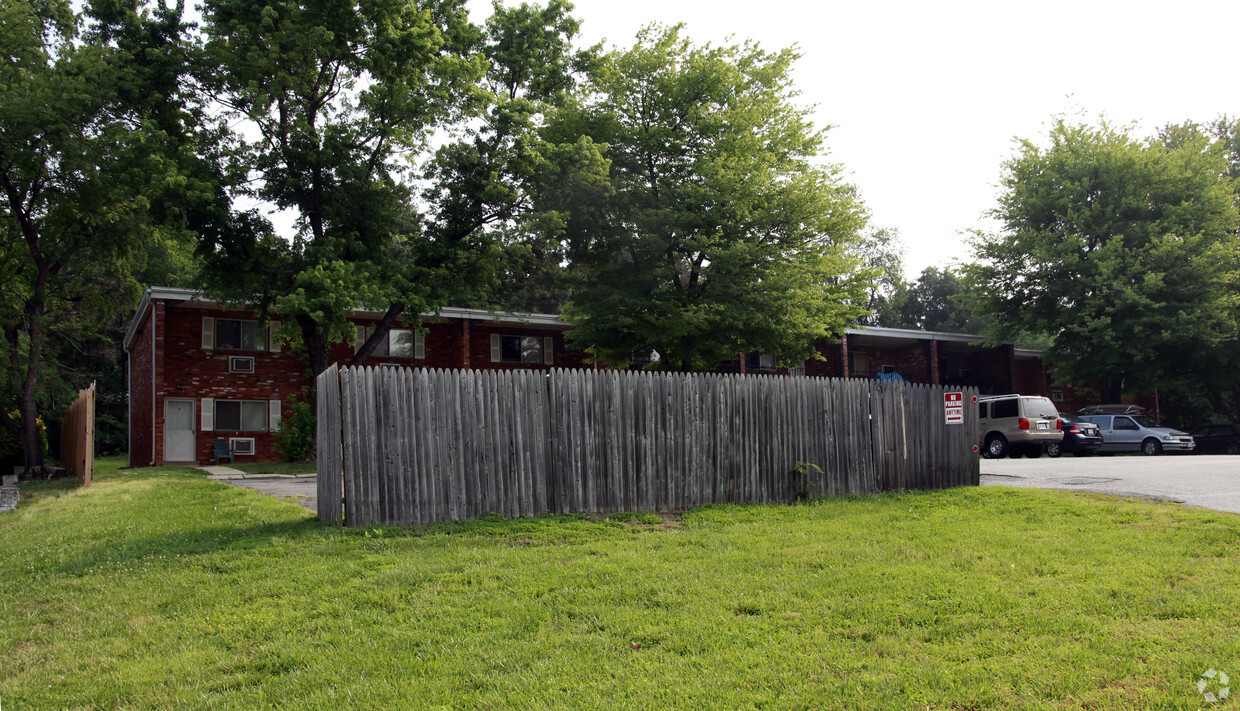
316, 365, 980, 526
61, 383, 96, 486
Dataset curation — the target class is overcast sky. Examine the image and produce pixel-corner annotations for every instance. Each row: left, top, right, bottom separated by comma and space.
469, 0, 1240, 279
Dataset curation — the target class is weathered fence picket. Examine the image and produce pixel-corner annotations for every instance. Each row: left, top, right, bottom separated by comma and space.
316, 367, 981, 526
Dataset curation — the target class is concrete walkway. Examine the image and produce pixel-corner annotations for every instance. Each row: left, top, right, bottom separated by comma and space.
199, 466, 318, 511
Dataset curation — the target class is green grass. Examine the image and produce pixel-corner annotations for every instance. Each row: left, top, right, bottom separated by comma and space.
3, 456, 1240, 709
223, 460, 316, 476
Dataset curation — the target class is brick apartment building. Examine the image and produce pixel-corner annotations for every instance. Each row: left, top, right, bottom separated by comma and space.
123, 287, 1089, 466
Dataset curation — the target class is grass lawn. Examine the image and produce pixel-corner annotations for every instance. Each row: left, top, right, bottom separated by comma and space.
2, 457, 1239, 709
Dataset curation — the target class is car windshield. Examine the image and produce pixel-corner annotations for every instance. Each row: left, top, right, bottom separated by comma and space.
1022, 397, 1059, 419
1133, 415, 1161, 428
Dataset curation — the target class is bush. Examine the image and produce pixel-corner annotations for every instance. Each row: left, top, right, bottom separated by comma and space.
0, 411, 49, 474
274, 391, 315, 462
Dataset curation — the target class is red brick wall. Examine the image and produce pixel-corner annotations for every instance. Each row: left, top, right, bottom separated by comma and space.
129, 307, 156, 467
143, 304, 588, 464
803, 342, 844, 378
159, 303, 310, 464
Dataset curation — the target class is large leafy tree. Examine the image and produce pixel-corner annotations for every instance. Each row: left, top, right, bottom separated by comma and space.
546, 25, 869, 371
889, 266, 986, 334
195, 0, 487, 384
196, 0, 599, 397
0, 1, 185, 472
964, 118, 1240, 402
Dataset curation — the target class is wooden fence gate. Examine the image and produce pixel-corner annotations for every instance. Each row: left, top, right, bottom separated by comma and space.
61, 383, 96, 486
316, 366, 979, 526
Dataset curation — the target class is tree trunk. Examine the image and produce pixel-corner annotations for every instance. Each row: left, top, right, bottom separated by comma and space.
297, 315, 333, 462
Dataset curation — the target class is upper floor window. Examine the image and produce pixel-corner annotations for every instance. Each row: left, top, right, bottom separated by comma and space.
202, 316, 279, 352
490, 334, 553, 365
356, 325, 424, 359
217, 319, 264, 350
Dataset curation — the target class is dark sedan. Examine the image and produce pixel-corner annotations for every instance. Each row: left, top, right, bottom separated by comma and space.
1047, 414, 1103, 457
1191, 424, 1240, 455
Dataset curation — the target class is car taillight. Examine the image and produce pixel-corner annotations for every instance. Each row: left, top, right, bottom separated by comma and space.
1068, 425, 1081, 434
1056, 419, 1062, 430
1019, 418, 1030, 430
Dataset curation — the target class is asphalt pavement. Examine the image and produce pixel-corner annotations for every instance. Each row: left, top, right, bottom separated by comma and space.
980, 453, 1240, 514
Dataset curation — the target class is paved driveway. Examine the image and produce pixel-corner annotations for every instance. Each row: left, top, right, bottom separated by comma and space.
981, 454, 1240, 514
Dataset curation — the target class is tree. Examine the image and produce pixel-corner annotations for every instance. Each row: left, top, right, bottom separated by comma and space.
195, 0, 600, 409
0, 1, 175, 473
852, 227, 904, 327
194, 0, 487, 394
964, 118, 1240, 402
546, 25, 869, 371
892, 266, 986, 333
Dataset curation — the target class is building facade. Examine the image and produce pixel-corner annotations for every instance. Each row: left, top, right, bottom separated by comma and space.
125, 287, 1105, 466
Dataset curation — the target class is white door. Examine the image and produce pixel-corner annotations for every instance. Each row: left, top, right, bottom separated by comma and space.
164, 400, 196, 462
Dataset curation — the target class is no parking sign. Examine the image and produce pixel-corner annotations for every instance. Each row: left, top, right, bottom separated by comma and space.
944, 391, 964, 425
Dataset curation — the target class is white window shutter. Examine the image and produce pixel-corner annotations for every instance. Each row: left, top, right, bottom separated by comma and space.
415, 332, 426, 359
543, 336, 554, 365
202, 317, 214, 350
201, 398, 214, 432
268, 321, 281, 352
268, 399, 281, 431
490, 334, 501, 363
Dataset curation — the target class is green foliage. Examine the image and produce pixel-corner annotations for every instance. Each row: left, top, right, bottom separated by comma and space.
0, 412, 46, 474
964, 117, 1240, 400
273, 391, 316, 462
788, 460, 822, 502
878, 266, 987, 333
6, 473, 1240, 708
0, 0, 179, 469
546, 25, 869, 371
853, 227, 906, 327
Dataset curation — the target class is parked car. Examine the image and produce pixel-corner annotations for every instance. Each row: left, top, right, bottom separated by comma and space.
978, 394, 1063, 459
1190, 424, 1240, 455
1046, 414, 1103, 458
1077, 413, 1195, 455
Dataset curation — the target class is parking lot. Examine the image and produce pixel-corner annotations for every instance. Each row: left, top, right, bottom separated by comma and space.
981, 453, 1240, 514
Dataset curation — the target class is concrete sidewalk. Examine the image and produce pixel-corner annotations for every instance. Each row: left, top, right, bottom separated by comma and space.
199, 466, 318, 511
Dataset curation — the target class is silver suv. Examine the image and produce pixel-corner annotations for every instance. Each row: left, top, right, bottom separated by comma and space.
1077, 413, 1195, 455
978, 394, 1063, 459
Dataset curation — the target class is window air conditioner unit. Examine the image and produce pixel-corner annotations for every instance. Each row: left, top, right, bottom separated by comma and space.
229, 356, 255, 373
230, 438, 256, 455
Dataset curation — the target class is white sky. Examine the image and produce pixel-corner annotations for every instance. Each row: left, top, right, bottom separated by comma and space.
469, 0, 1240, 279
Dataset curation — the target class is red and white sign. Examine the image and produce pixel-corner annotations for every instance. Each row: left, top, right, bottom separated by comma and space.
944, 391, 964, 425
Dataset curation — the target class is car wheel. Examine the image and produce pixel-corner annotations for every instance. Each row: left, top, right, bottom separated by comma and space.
1228, 441, 1240, 456
1046, 442, 1062, 458
1142, 438, 1163, 456
985, 435, 1008, 459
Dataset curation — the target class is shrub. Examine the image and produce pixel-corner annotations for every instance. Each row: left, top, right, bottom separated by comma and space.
274, 391, 315, 462
0, 411, 49, 474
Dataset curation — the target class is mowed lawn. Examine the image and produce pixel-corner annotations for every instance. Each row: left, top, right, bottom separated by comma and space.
3, 459, 1240, 709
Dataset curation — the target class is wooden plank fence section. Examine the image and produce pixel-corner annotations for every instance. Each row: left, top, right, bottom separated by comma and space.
316, 367, 981, 526
60, 383, 96, 486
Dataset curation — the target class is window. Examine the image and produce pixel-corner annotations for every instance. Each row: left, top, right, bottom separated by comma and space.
880, 364, 897, 374
356, 326, 424, 359
991, 399, 1018, 419
1115, 417, 1139, 431
851, 352, 870, 375
492, 334, 552, 364
1052, 389, 1064, 402
215, 400, 268, 431
216, 319, 264, 351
